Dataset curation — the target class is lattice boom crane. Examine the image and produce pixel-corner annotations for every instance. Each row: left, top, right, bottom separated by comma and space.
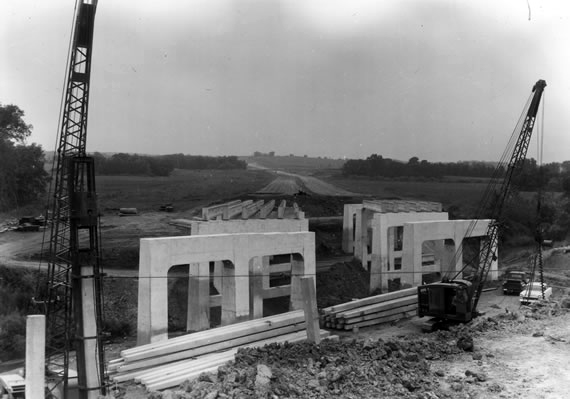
42, 1, 106, 397
417, 79, 547, 324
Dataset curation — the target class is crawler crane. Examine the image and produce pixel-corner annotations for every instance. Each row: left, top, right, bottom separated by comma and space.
417, 79, 547, 323
40, 1, 106, 398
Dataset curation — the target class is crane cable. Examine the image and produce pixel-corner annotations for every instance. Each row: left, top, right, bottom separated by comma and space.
33, 0, 81, 307
529, 91, 546, 300
443, 92, 534, 282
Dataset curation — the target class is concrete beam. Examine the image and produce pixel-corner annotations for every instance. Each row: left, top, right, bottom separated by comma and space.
137, 232, 315, 345
258, 200, 275, 219
202, 200, 242, 220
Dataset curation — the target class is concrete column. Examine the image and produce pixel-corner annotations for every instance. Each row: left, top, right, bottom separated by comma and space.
221, 262, 237, 325
25, 315, 45, 399
213, 261, 223, 293
300, 276, 320, 344
370, 219, 383, 293
80, 266, 102, 399
433, 239, 445, 274
222, 247, 250, 325
342, 204, 353, 253
249, 256, 264, 319
137, 241, 169, 345
289, 254, 304, 311
261, 256, 270, 290
453, 232, 465, 275
354, 208, 363, 261
402, 224, 423, 287
187, 262, 210, 332
277, 200, 286, 219
344, 204, 363, 253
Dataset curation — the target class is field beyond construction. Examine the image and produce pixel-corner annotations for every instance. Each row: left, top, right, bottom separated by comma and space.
1, 157, 569, 398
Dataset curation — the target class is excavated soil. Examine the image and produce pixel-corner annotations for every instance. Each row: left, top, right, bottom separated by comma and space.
109, 301, 570, 399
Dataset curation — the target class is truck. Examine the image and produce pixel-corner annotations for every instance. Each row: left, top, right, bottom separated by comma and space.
502, 271, 530, 295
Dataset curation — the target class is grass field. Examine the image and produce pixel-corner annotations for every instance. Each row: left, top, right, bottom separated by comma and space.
95, 168, 274, 212
318, 173, 490, 218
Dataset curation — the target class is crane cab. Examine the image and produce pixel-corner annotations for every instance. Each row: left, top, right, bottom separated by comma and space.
417, 280, 474, 322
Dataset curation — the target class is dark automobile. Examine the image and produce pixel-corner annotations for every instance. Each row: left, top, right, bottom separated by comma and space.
502, 271, 529, 295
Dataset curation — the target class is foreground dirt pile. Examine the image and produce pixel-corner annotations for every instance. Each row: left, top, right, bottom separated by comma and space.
151, 336, 463, 399
112, 299, 570, 399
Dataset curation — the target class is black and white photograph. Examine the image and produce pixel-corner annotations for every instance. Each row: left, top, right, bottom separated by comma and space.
1, 1, 569, 398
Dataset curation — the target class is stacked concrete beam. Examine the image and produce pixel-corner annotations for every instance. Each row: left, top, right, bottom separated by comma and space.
241, 200, 265, 219
111, 311, 336, 391
258, 200, 275, 219
363, 199, 442, 213
201, 199, 304, 221
322, 288, 417, 331
202, 200, 241, 220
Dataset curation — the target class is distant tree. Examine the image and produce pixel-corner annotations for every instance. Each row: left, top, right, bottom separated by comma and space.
0, 104, 32, 142
562, 174, 570, 196
408, 156, 419, 166
0, 104, 49, 210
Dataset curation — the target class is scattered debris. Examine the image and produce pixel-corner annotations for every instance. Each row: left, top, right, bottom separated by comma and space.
119, 208, 139, 216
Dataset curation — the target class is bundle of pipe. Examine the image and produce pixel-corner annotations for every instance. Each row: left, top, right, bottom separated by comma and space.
321, 287, 418, 331
108, 310, 336, 391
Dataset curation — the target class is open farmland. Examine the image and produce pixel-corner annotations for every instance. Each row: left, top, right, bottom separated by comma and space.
95, 168, 274, 212
318, 174, 490, 218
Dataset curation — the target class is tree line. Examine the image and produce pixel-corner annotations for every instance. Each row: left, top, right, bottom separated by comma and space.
91, 153, 247, 176
343, 154, 570, 192
0, 104, 50, 211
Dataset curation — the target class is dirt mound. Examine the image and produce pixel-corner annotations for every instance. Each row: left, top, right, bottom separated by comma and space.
316, 260, 370, 308
157, 336, 462, 399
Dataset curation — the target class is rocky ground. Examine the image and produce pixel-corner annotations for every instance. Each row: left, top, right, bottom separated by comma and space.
107, 300, 570, 399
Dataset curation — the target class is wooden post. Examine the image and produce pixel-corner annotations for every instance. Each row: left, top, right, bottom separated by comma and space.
25, 315, 45, 399
300, 276, 321, 344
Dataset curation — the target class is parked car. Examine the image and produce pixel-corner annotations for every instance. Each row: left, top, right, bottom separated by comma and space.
502, 271, 529, 295
0, 374, 25, 398
520, 282, 552, 305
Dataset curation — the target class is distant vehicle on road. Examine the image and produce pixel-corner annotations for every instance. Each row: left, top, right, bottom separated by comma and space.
520, 282, 552, 305
503, 271, 530, 295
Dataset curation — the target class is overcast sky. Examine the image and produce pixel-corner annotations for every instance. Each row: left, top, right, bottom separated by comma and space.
1, 0, 569, 162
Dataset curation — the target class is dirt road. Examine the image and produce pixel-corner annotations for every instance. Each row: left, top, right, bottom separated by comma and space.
249, 162, 357, 196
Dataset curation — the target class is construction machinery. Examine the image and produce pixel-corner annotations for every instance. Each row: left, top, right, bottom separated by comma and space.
40, 0, 106, 397
417, 79, 547, 323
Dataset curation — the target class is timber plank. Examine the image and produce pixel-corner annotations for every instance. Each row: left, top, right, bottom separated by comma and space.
337, 296, 417, 319
322, 288, 417, 315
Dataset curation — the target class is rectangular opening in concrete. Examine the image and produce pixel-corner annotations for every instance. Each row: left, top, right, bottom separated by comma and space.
461, 237, 482, 279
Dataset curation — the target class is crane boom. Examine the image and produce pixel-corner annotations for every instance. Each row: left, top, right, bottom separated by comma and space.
471, 79, 546, 311
417, 79, 546, 323
43, 1, 106, 397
